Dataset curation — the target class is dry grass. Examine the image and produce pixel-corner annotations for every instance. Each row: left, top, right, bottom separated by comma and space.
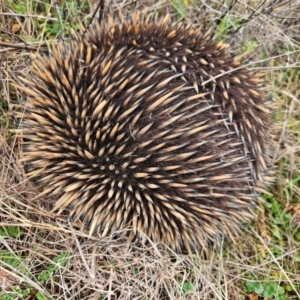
0, 0, 300, 299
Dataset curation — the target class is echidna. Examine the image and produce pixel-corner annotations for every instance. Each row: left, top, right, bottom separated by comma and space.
19, 11, 270, 252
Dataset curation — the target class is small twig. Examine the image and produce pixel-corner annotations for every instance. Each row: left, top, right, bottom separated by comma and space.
88, 0, 104, 27
68, 219, 95, 279
0, 12, 58, 21
0, 29, 32, 45
0, 41, 49, 53
201, 49, 300, 86
230, 0, 267, 34
216, 0, 238, 25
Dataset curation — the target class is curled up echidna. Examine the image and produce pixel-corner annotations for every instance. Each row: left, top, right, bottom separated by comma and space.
19, 12, 270, 252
